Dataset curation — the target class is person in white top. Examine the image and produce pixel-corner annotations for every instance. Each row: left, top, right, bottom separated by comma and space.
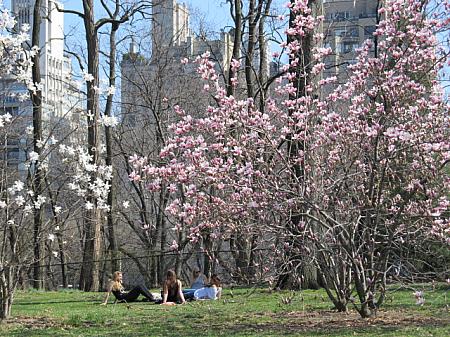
194, 274, 222, 300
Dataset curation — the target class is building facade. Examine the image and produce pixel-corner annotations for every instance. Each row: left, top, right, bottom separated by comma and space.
121, 0, 234, 127
1, 0, 82, 166
322, 0, 378, 86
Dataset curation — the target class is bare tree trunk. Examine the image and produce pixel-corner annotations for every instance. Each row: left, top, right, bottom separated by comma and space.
79, 0, 102, 292
0, 268, 13, 320
258, 0, 272, 112
276, 0, 317, 290
245, 0, 258, 98
203, 233, 213, 278
226, 0, 243, 97
56, 233, 68, 288
104, 14, 120, 275
0, 203, 20, 319
31, 0, 45, 290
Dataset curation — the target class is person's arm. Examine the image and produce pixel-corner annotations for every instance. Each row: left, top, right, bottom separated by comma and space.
162, 282, 168, 304
190, 278, 196, 288
178, 280, 186, 304
216, 287, 222, 299
101, 282, 113, 305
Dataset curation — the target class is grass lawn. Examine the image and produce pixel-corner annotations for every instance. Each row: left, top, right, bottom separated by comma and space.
0, 285, 448, 336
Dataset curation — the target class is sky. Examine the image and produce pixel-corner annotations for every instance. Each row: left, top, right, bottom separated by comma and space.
2, 0, 447, 95
58, 0, 233, 33
2, 0, 234, 37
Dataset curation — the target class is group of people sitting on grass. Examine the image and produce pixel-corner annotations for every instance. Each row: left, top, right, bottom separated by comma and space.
101, 268, 222, 305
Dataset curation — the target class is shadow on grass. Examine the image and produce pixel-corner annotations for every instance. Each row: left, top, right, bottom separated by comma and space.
14, 299, 95, 306
226, 310, 450, 336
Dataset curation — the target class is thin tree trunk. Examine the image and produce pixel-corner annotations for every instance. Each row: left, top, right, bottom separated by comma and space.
258, 0, 272, 112
104, 16, 120, 274
56, 233, 68, 288
79, 0, 102, 292
245, 0, 257, 98
276, 0, 317, 290
31, 0, 45, 290
0, 269, 13, 320
226, 0, 243, 97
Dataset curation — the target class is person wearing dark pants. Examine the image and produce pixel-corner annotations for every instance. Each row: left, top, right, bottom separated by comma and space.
101, 271, 156, 305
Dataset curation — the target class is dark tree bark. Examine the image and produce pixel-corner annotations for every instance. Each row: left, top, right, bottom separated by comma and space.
276, 0, 319, 291
31, 0, 45, 290
258, 0, 272, 112
226, 0, 243, 97
103, 1, 121, 275
78, 0, 102, 292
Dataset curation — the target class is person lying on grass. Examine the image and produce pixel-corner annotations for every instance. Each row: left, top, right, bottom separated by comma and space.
161, 269, 186, 305
193, 274, 222, 300
101, 271, 156, 305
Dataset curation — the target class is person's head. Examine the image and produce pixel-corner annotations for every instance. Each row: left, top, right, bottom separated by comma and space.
166, 269, 177, 282
210, 274, 221, 287
112, 271, 123, 283
193, 268, 201, 278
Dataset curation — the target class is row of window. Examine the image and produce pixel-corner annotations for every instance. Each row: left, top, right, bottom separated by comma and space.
331, 26, 376, 38
325, 11, 377, 22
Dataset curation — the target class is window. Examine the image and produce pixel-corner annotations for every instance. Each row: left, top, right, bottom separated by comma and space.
334, 11, 350, 21
335, 28, 347, 36
341, 42, 359, 54
364, 26, 376, 37
1, 106, 19, 115
348, 27, 359, 37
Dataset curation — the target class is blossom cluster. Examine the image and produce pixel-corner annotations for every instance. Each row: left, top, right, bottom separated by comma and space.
59, 144, 113, 211
130, 0, 449, 250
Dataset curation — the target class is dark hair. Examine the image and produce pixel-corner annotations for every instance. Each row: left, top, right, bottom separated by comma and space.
166, 269, 176, 280
210, 274, 221, 287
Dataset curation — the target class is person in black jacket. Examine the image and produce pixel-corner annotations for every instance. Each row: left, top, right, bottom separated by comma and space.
101, 271, 155, 305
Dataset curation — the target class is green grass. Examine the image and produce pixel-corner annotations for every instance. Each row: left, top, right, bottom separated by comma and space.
0, 285, 449, 336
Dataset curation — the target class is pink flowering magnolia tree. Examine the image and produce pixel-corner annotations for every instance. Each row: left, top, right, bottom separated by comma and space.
131, 0, 449, 318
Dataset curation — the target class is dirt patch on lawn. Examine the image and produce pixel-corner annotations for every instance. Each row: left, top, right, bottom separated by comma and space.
230, 309, 450, 335
4, 316, 63, 329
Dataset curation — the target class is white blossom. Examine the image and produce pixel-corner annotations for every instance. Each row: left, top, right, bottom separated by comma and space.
82, 71, 94, 82
34, 195, 46, 209
106, 86, 116, 96
49, 136, 58, 145
24, 204, 33, 214
99, 115, 119, 128
29, 151, 39, 162
15, 195, 25, 206
13, 180, 24, 191
36, 139, 45, 148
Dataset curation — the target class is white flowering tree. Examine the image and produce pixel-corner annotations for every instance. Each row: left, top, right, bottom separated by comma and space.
0, 0, 37, 319
54, 0, 153, 291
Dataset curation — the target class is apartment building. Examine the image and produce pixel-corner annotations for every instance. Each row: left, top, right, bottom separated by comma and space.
1, 0, 82, 166
322, 0, 378, 85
